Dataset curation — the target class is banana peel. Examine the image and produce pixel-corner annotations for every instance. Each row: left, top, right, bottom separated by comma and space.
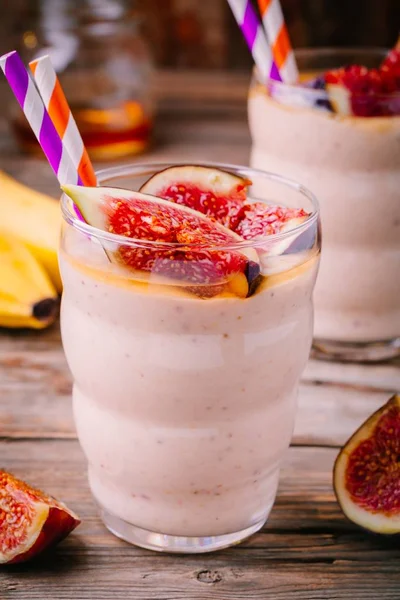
0, 171, 62, 292
0, 234, 59, 329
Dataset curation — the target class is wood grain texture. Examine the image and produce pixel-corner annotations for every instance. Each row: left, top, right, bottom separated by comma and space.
1, 441, 400, 599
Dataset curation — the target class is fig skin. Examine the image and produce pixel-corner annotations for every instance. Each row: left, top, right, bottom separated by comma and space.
139, 165, 249, 199
0, 470, 80, 564
333, 394, 400, 535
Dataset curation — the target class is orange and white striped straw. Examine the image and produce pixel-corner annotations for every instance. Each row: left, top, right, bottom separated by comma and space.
257, 0, 298, 83
29, 55, 97, 186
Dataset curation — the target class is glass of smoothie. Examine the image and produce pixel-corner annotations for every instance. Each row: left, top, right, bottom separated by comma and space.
60, 162, 320, 553
249, 48, 400, 362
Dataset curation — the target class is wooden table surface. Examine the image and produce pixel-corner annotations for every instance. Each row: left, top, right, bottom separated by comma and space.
1, 71, 400, 599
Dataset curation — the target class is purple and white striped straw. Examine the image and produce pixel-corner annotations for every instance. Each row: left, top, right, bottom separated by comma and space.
227, 0, 281, 81
0, 51, 82, 186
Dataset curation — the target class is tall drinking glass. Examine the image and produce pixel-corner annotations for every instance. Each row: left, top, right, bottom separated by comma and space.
249, 48, 400, 362
60, 162, 320, 553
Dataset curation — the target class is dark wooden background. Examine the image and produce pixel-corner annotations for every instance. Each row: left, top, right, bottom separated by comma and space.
0, 0, 399, 69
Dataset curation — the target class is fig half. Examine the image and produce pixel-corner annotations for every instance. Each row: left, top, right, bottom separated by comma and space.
0, 470, 80, 564
139, 165, 250, 230
333, 394, 400, 534
62, 184, 261, 298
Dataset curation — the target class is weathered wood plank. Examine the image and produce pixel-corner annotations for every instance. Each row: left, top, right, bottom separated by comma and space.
0, 440, 399, 599
303, 358, 400, 393
1, 557, 400, 600
294, 382, 393, 446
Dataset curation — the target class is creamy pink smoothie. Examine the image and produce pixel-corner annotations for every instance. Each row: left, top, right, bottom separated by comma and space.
248, 53, 400, 358
59, 162, 320, 552
60, 246, 318, 538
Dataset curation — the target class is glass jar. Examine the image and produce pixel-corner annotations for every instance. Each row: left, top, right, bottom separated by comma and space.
248, 48, 400, 362
12, 0, 155, 160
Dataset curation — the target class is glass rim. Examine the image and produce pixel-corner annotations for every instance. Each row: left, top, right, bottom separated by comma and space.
60, 161, 320, 251
254, 46, 400, 100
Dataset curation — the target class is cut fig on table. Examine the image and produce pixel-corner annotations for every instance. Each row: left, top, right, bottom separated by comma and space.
61, 185, 261, 298
333, 394, 400, 535
139, 165, 251, 230
0, 470, 80, 564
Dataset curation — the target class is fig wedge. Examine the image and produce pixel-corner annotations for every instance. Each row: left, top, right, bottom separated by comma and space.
333, 394, 400, 534
62, 184, 261, 298
0, 470, 80, 564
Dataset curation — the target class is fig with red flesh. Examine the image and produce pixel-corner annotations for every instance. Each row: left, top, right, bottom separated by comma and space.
234, 202, 308, 241
62, 185, 261, 298
140, 165, 311, 258
380, 48, 400, 88
325, 47, 400, 117
234, 202, 312, 274
333, 394, 400, 534
139, 165, 250, 230
0, 470, 80, 564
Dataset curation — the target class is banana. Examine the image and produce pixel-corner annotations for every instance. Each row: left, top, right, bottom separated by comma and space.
0, 234, 59, 329
0, 171, 62, 292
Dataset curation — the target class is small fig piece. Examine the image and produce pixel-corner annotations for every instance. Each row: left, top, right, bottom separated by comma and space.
0, 470, 80, 564
333, 394, 400, 534
234, 203, 308, 241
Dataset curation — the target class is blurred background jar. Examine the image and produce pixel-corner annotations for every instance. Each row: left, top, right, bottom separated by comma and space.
12, 0, 154, 160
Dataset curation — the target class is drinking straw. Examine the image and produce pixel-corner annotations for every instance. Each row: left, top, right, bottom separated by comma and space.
257, 0, 298, 83
30, 55, 97, 186
226, 0, 281, 81
0, 51, 82, 185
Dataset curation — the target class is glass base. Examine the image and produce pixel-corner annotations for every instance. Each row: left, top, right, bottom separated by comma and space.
100, 507, 266, 554
312, 337, 400, 363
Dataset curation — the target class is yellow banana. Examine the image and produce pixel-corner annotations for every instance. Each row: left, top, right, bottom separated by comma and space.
0, 170, 62, 292
0, 234, 59, 329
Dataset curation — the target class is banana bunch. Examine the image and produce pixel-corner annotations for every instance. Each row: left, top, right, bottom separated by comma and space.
0, 171, 61, 329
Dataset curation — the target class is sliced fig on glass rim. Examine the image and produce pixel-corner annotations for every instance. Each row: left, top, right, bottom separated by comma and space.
333, 394, 400, 535
61, 185, 261, 298
0, 470, 80, 564
139, 165, 251, 230
235, 202, 309, 241
325, 63, 400, 117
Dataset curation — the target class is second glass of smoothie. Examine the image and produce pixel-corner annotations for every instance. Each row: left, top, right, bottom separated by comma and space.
60, 162, 320, 553
249, 48, 400, 362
